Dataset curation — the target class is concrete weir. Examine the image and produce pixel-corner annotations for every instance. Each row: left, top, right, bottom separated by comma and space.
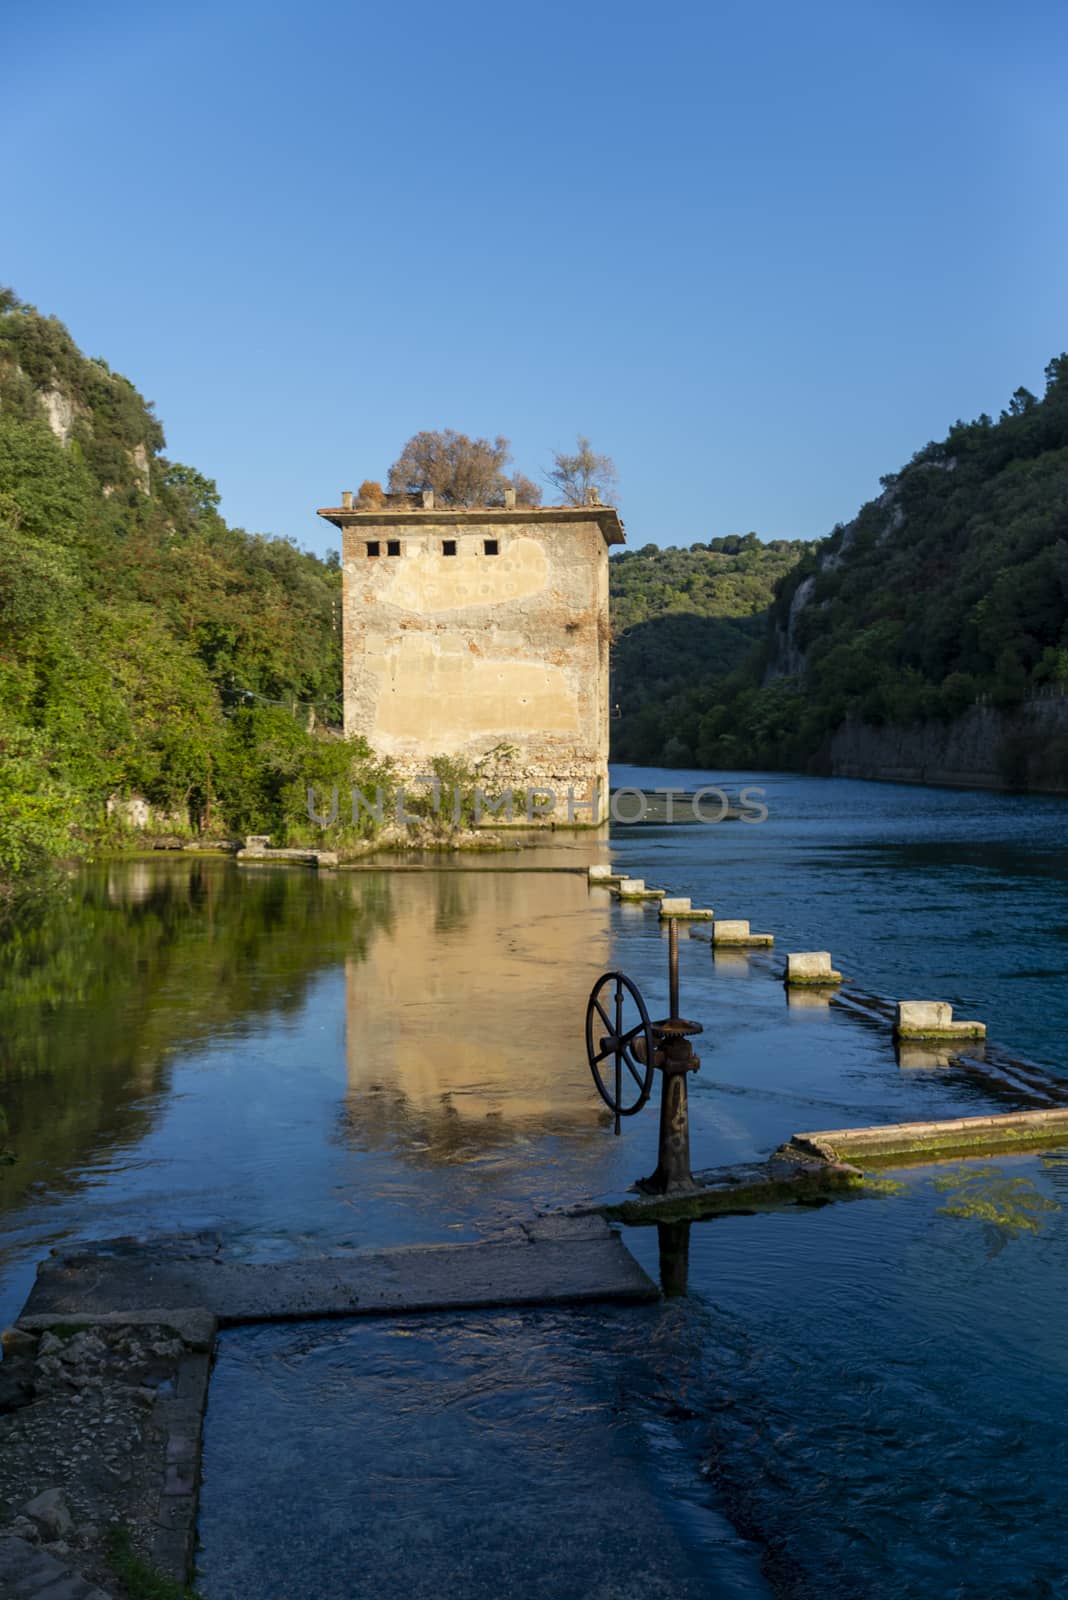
2, 1220, 656, 1594
780, 1107, 1068, 1166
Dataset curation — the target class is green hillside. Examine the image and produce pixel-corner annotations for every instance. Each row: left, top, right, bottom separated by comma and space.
609, 535, 812, 762
0, 290, 378, 917
623, 360, 1068, 770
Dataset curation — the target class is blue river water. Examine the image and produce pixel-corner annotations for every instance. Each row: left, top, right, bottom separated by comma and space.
612, 766, 1068, 1076
1, 768, 1067, 1597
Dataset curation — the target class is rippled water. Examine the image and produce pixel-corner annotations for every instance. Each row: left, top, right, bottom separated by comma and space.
199, 1307, 768, 1600
2, 771, 1068, 1597
624, 1157, 1068, 1600
613, 766, 1068, 1074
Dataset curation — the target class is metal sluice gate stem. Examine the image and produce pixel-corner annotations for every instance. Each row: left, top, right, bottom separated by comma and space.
584, 918, 703, 1194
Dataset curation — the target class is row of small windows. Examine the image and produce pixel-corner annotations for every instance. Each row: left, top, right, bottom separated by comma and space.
366, 539, 499, 558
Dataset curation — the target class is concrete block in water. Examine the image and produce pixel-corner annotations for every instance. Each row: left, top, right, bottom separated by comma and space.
895, 1000, 985, 1040
713, 919, 774, 947
237, 847, 337, 868
659, 898, 714, 919
587, 864, 615, 881
786, 951, 842, 985
615, 879, 665, 901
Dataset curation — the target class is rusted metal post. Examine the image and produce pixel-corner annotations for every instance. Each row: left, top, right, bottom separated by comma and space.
657, 1219, 691, 1296
638, 916, 701, 1194
642, 1037, 698, 1192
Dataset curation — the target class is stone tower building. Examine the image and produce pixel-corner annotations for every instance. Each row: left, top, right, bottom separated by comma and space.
317, 492, 625, 823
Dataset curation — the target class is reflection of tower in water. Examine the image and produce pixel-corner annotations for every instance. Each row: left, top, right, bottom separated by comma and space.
343, 870, 612, 1164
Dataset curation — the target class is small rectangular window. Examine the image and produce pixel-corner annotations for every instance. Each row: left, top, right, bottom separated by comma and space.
387, 540, 401, 557
483, 539, 499, 556
442, 540, 457, 557
366, 542, 380, 557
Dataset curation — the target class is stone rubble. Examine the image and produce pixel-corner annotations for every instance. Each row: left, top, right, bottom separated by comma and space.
0, 1315, 210, 1596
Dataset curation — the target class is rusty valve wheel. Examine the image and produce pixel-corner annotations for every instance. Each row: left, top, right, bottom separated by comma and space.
585, 971, 656, 1135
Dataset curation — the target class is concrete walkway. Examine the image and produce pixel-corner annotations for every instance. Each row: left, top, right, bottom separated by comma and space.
21, 1216, 657, 1326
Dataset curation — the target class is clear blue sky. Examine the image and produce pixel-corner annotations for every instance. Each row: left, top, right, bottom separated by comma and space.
5, 0, 1067, 558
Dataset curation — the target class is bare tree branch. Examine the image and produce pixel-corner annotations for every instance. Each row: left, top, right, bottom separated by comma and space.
545, 436, 618, 505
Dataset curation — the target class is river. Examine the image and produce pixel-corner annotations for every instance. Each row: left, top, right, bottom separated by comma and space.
1, 769, 1067, 1598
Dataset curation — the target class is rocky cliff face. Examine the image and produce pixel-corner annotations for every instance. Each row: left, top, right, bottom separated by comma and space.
35, 383, 151, 493
39, 385, 78, 445
828, 697, 1068, 793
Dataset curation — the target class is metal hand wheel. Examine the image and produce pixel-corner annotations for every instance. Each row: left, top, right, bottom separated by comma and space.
585, 971, 656, 1134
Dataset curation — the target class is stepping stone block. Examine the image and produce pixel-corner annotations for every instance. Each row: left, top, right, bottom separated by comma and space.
614, 880, 666, 900
786, 951, 842, 985
713, 919, 774, 947
659, 898, 714, 920
894, 1001, 985, 1041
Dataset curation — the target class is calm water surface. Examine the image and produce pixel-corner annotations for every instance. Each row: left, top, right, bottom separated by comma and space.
2, 770, 1068, 1598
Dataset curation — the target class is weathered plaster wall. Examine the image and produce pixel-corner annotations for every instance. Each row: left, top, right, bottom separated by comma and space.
828, 698, 1068, 793
340, 513, 613, 821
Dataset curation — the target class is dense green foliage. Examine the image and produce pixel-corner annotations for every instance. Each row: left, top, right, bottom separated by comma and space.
609, 534, 812, 760
0, 291, 376, 913
618, 363, 1068, 769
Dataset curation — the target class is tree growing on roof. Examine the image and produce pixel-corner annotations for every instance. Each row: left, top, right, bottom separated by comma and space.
386, 430, 542, 508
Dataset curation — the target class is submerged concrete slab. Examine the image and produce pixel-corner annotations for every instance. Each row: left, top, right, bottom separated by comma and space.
578, 1157, 864, 1225
22, 1227, 658, 1326
197, 1304, 762, 1600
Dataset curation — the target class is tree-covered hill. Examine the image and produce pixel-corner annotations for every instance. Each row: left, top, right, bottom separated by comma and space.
621, 361, 1068, 773
609, 535, 813, 761
0, 290, 376, 915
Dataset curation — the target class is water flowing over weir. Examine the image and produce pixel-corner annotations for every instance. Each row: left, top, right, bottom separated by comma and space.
2, 770, 1068, 1598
